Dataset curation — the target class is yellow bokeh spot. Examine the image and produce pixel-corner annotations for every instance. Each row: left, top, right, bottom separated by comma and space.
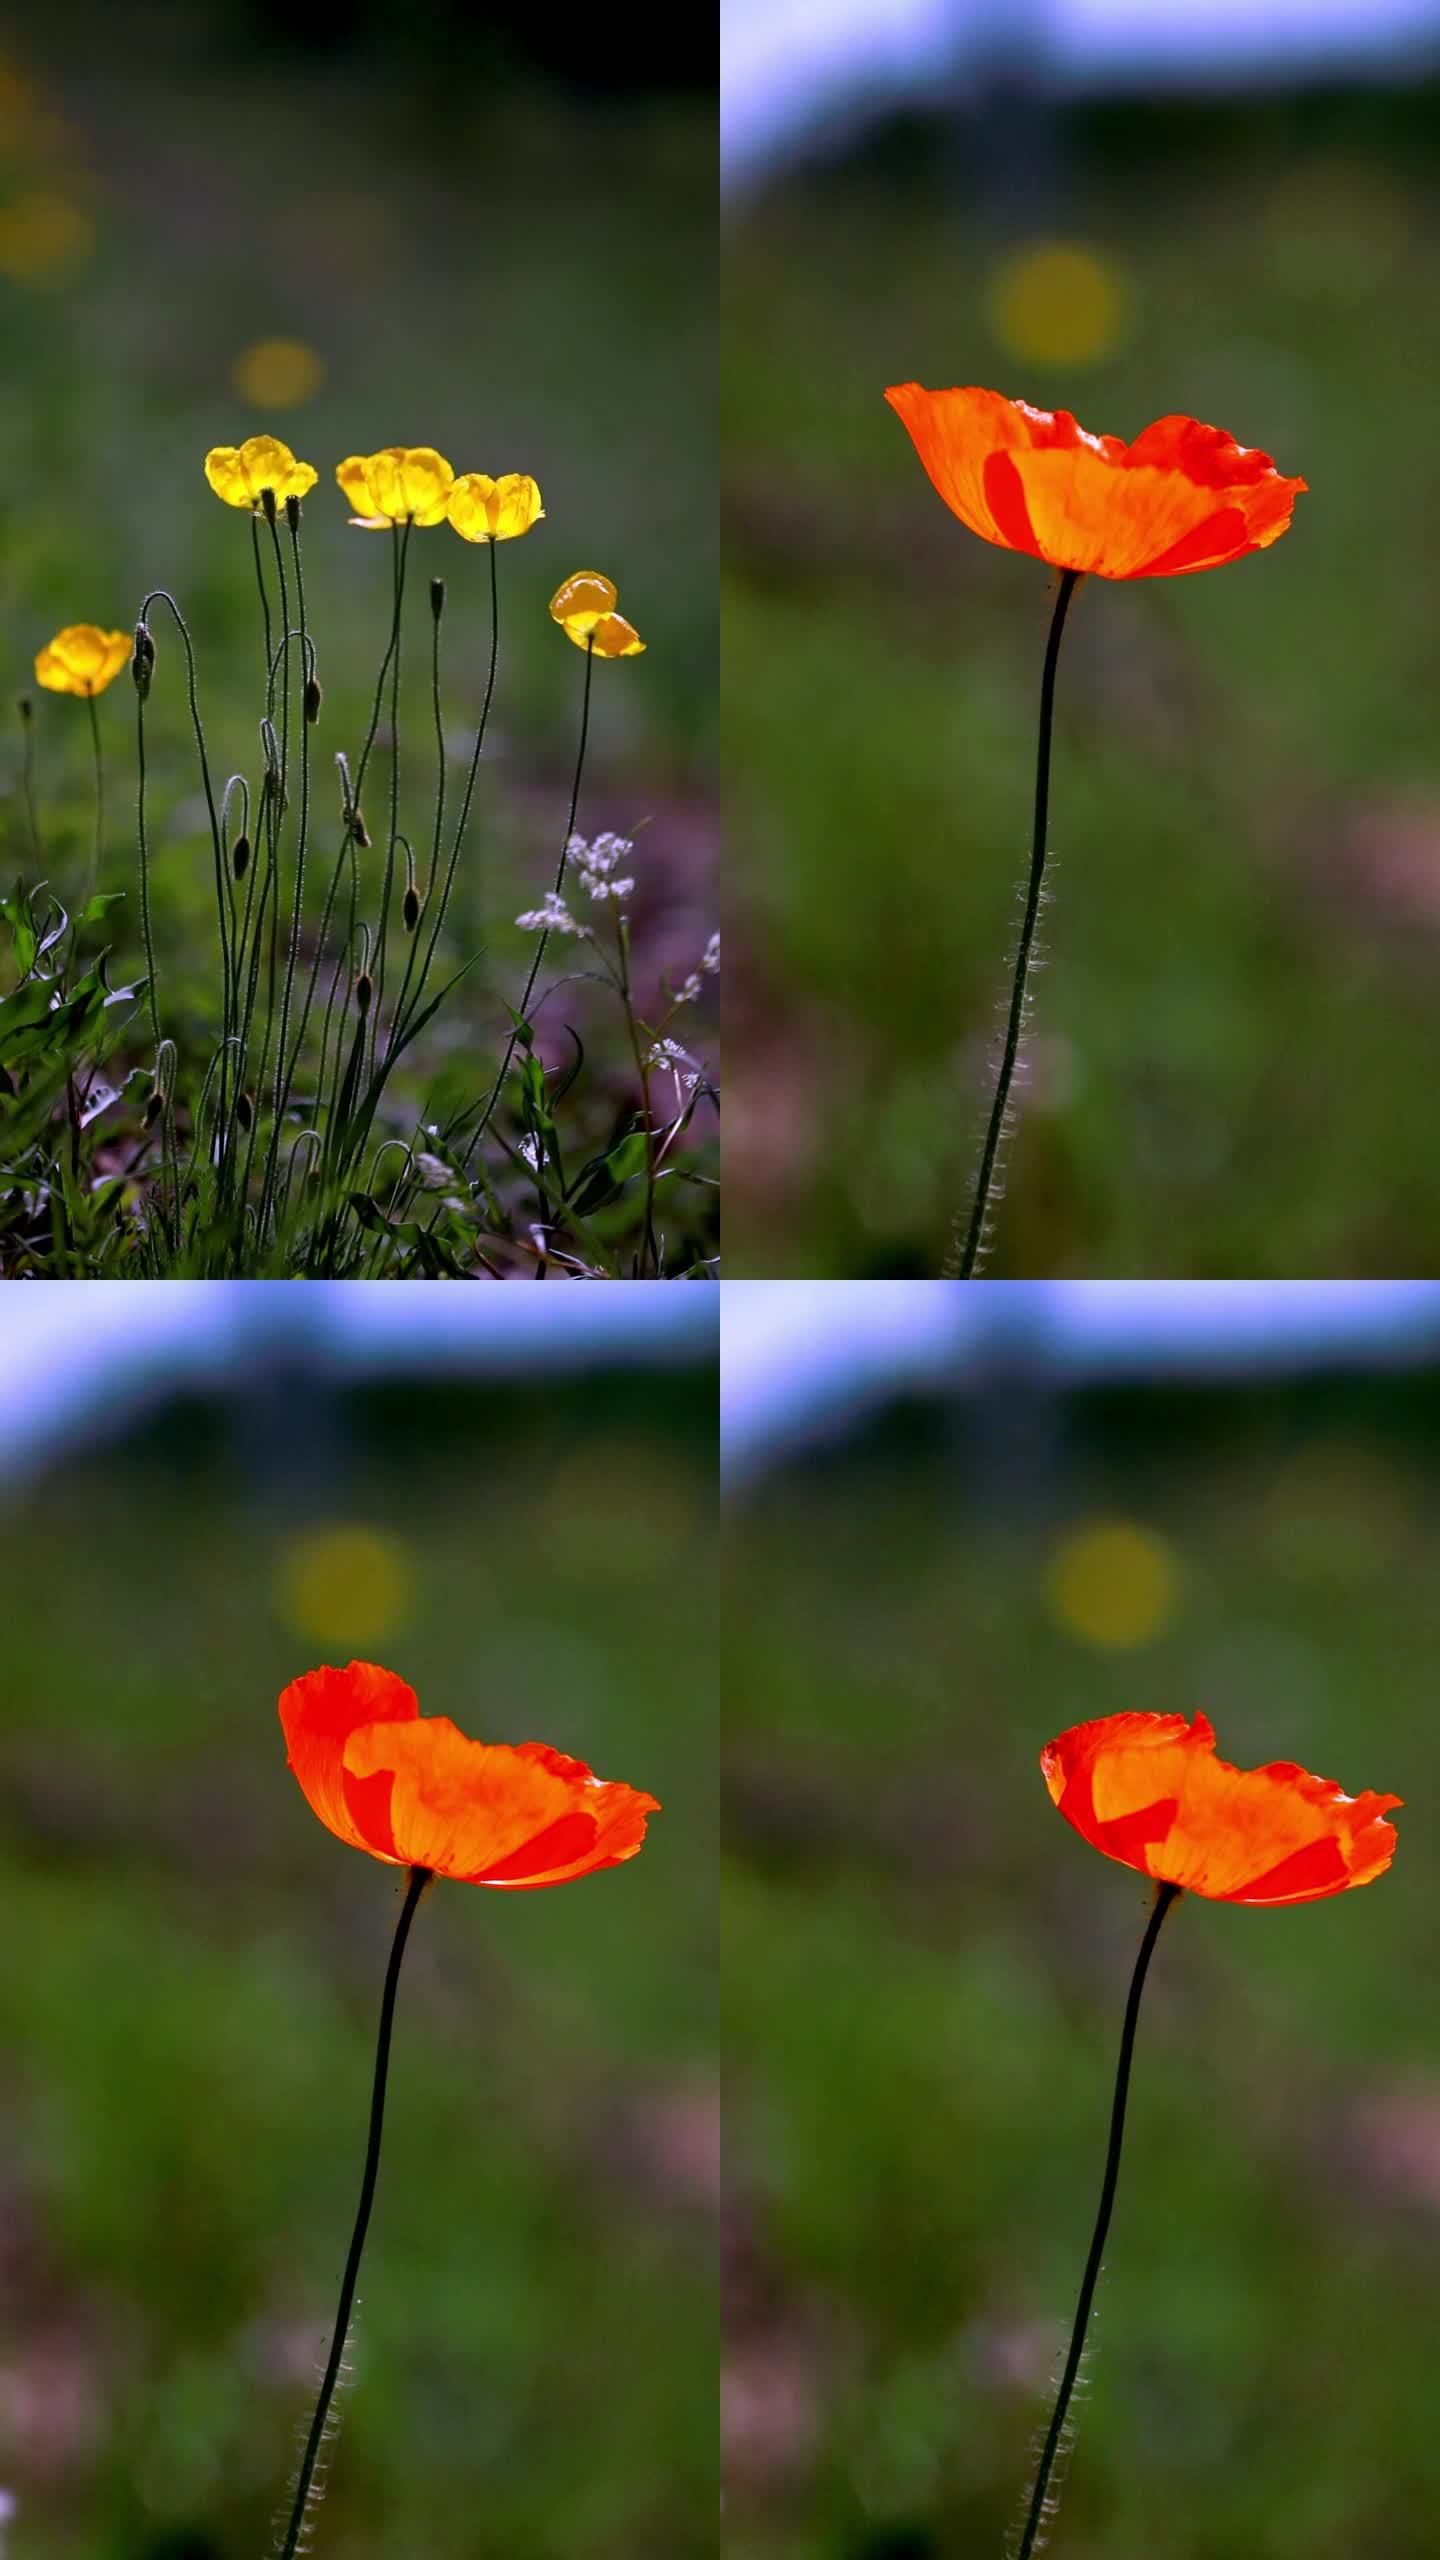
275, 1524, 414, 1646
1047, 1519, 1179, 1651
987, 242, 1128, 369
0, 189, 93, 283
231, 336, 325, 409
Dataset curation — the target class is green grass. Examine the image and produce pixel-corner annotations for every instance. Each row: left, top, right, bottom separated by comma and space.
0, 1356, 716, 2556
725, 1362, 1440, 2557
724, 92, 1440, 1275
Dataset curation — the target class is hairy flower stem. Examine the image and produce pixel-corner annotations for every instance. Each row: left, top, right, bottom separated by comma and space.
1015, 1879, 1178, 2560
956, 568, 1079, 1279
459, 635, 594, 1176
277, 1864, 429, 2560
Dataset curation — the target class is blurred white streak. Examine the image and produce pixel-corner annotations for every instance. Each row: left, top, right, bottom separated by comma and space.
722, 1282, 1440, 1485
0, 1284, 715, 1488
723, 0, 1440, 189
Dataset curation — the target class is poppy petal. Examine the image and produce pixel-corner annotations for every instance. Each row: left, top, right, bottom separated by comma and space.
279, 1661, 420, 1855
887, 383, 1305, 580
1042, 1710, 1400, 1905
342, 1715, 659, 1887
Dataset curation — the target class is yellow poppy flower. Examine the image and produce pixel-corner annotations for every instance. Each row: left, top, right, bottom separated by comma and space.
447, 471, 544, 543
204, 435, 319, 512
34, 624, 132, 698
549, 571, 646, 658
336, 447, 454, 529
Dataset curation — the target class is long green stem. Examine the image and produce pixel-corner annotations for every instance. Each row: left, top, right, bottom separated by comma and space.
1015, 1880, 1178, 2560
277, 1865, 428, 2560
459, 635, 594, 1174
955, 568, 1079, 1279
390, 535, 500, 1064
84, 692, 103, 908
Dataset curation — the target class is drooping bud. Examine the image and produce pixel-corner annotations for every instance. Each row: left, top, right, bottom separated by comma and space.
237, 1089, 255, 1131
430, 577, 445, 621
143, 1085, 164, 1128
355, 971, 373, 1016
132, 620, 155, 700
260, 485, 277, 527
351, 809, 371, 849
303, 676, 322, 724
403, 884, 421, 932
232, 833, 251, 881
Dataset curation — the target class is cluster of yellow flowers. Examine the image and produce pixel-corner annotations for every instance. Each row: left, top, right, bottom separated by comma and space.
35, 433, 644, 698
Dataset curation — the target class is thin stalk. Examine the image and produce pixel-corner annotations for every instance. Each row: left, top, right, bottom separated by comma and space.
390, 534, 500, 1063
278, 526, 410, 1159
460, 635, 594, 1174
366, 522, 408, 1084
956, 568, 1079, 1279
84, 692, 103, 908
277, 1865, 429, 2560
1015, 1879, 1179, 2560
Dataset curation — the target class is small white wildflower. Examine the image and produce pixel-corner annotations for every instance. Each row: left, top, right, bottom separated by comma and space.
702, 931, 719, 973
416, 1152, 451, 1188
586, 830, 634, 875
647, 1037, 695, 1072
515, 891, 584, 936
518, 1133, 542, 1172
579, 868, 635, 903
674, 972, 703, 1004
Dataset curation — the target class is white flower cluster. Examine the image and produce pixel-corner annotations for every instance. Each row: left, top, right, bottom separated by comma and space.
672, 928, 721, 1007
647, 1035, 705, 1092
570, 830, 635, 903
515, 888, 586, 936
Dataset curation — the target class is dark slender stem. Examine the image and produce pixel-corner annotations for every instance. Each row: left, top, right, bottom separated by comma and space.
278, 1863, 429, 2560
956, 568, 1079, 1279
1016, 1879, 1178, 2560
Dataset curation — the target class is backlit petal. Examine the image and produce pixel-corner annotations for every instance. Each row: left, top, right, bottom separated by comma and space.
886, 383, 1305, 581
279, 1660, 420, 1857
342, 1716, 660, 1887
1042, 1711, 1400, 1904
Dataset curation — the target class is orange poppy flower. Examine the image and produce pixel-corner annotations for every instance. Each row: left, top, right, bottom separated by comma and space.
279, 1660, 659, 1888
885, 385, 1306, 579
1041, 1711, 1400, 1904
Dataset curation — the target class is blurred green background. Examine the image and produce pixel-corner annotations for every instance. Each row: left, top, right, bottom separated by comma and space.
725, 80, 1440, 1275
0, 4, 715, 1157
725, 1293, 1440, 2557
0, 1292, 715, 2557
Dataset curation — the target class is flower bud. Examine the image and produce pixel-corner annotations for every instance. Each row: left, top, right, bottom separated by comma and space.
403, 884, 421, 932
237, 1089, 255, 1131
260, 485, 277, 526
355, 971, 373, 1016
143, 1085, 164, 1127
232, 833, 251, 881
132, 621, 154, 700
351, 809, 371, 849
430, 578, 445, 621
304, 676, 322, 724
285, 492, 302, 532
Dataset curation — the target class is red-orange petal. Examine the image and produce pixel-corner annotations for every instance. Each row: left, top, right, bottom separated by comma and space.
1041, 1711, 1400, 1904
885, 384, 1306, 580
340, 1716, 660, 1889
279, 1661, 420, 1859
